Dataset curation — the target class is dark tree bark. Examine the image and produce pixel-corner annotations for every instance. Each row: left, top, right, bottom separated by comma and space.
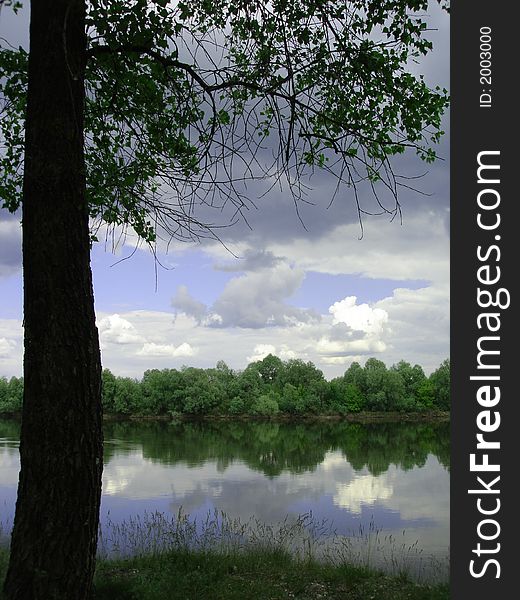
3, 1, 103, 598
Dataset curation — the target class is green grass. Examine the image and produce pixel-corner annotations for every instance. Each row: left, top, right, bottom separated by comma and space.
0, 546, 448, 600
93, 548, 449, 600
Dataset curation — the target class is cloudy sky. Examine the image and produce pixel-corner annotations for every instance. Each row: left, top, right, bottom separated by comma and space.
0, 2, 449, 380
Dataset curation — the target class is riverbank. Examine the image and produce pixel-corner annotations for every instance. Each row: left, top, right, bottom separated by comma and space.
0, 410, 451, 424
0, 547, 449, 600
100, 410, 450, 423
0, 410, 450, 423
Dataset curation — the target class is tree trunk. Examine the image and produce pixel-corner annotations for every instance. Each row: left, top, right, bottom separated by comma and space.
3, 1, 103, 598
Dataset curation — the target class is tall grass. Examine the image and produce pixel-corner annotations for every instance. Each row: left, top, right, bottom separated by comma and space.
0, 510, 449, 600
97, 509, 449, 583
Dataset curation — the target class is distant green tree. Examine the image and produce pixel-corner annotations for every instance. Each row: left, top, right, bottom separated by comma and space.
364, 359, 405, 411
343, 362, 367, 396
430, 358, 451, 410
0, 377, 24, 414
250, 391, 280, 417
299, 388, 323, 414
174, 367, 224, 414
327, 379, 366, 414
364, 357, 387, 372
416, 378, 435, 410
183, 386, 219, 414
232, 364, 265, 412
255, 354, 285, 386
381, 370, 406, 411
391, 361, 427, 399
206, 364, 235, 411
113, 377, 142, 414
326, 378, 344, 413
279, 383, 303, 414
0, 377, 8, 412
364, 358, 388, 410
344, 383, 366, 413
215, 360, 234, 378
279, 359, 324, 389
140, 369, 173, 414
101, 368, 117, 413
228, 396, 246, 415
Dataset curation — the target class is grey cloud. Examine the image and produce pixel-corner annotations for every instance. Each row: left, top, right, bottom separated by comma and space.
210, 265, 320, 328
171, 285, 208, 321
327, 323, 366, 343
183, 134, 449, 253
171, 264, 320, 330
213, 249, 282, 272
0, 214, 22, 278
319, 348, 381, 359
190, 3, 450, 250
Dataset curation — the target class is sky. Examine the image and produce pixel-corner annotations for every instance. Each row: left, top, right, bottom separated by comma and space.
0, 2, 449, 380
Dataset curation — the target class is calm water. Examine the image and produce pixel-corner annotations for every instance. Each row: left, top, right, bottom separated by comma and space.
0, 419, 449, 578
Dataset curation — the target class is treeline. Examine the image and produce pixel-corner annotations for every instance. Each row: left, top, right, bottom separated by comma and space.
0, 356, 450, 417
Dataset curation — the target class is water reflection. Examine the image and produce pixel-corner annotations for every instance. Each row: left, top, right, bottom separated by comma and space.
0, 419, 449, 575
102, 420, 450, 475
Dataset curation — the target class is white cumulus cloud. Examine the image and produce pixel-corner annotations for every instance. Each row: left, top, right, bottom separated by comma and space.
329, 296, 388, 335
137, 342, 195, 358
308, 296, 389, 365
98, 314, 144, 345
246, 344, 277, 363
246, 343, 298, 364
316, 337, 387, 358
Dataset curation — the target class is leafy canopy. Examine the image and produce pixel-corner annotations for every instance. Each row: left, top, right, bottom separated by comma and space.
1, 0, 448, 243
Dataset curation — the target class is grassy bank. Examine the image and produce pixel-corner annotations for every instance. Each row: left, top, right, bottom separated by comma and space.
0, 547, 448, 600
0, 509, 450, 598
1, 506, 450, 598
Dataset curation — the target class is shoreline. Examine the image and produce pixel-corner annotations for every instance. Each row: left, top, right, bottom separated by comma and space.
102, 410, 450, 423
1, 410, 450, 424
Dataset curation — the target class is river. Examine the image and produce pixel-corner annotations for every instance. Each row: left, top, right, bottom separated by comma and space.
0, 418, 449, 579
